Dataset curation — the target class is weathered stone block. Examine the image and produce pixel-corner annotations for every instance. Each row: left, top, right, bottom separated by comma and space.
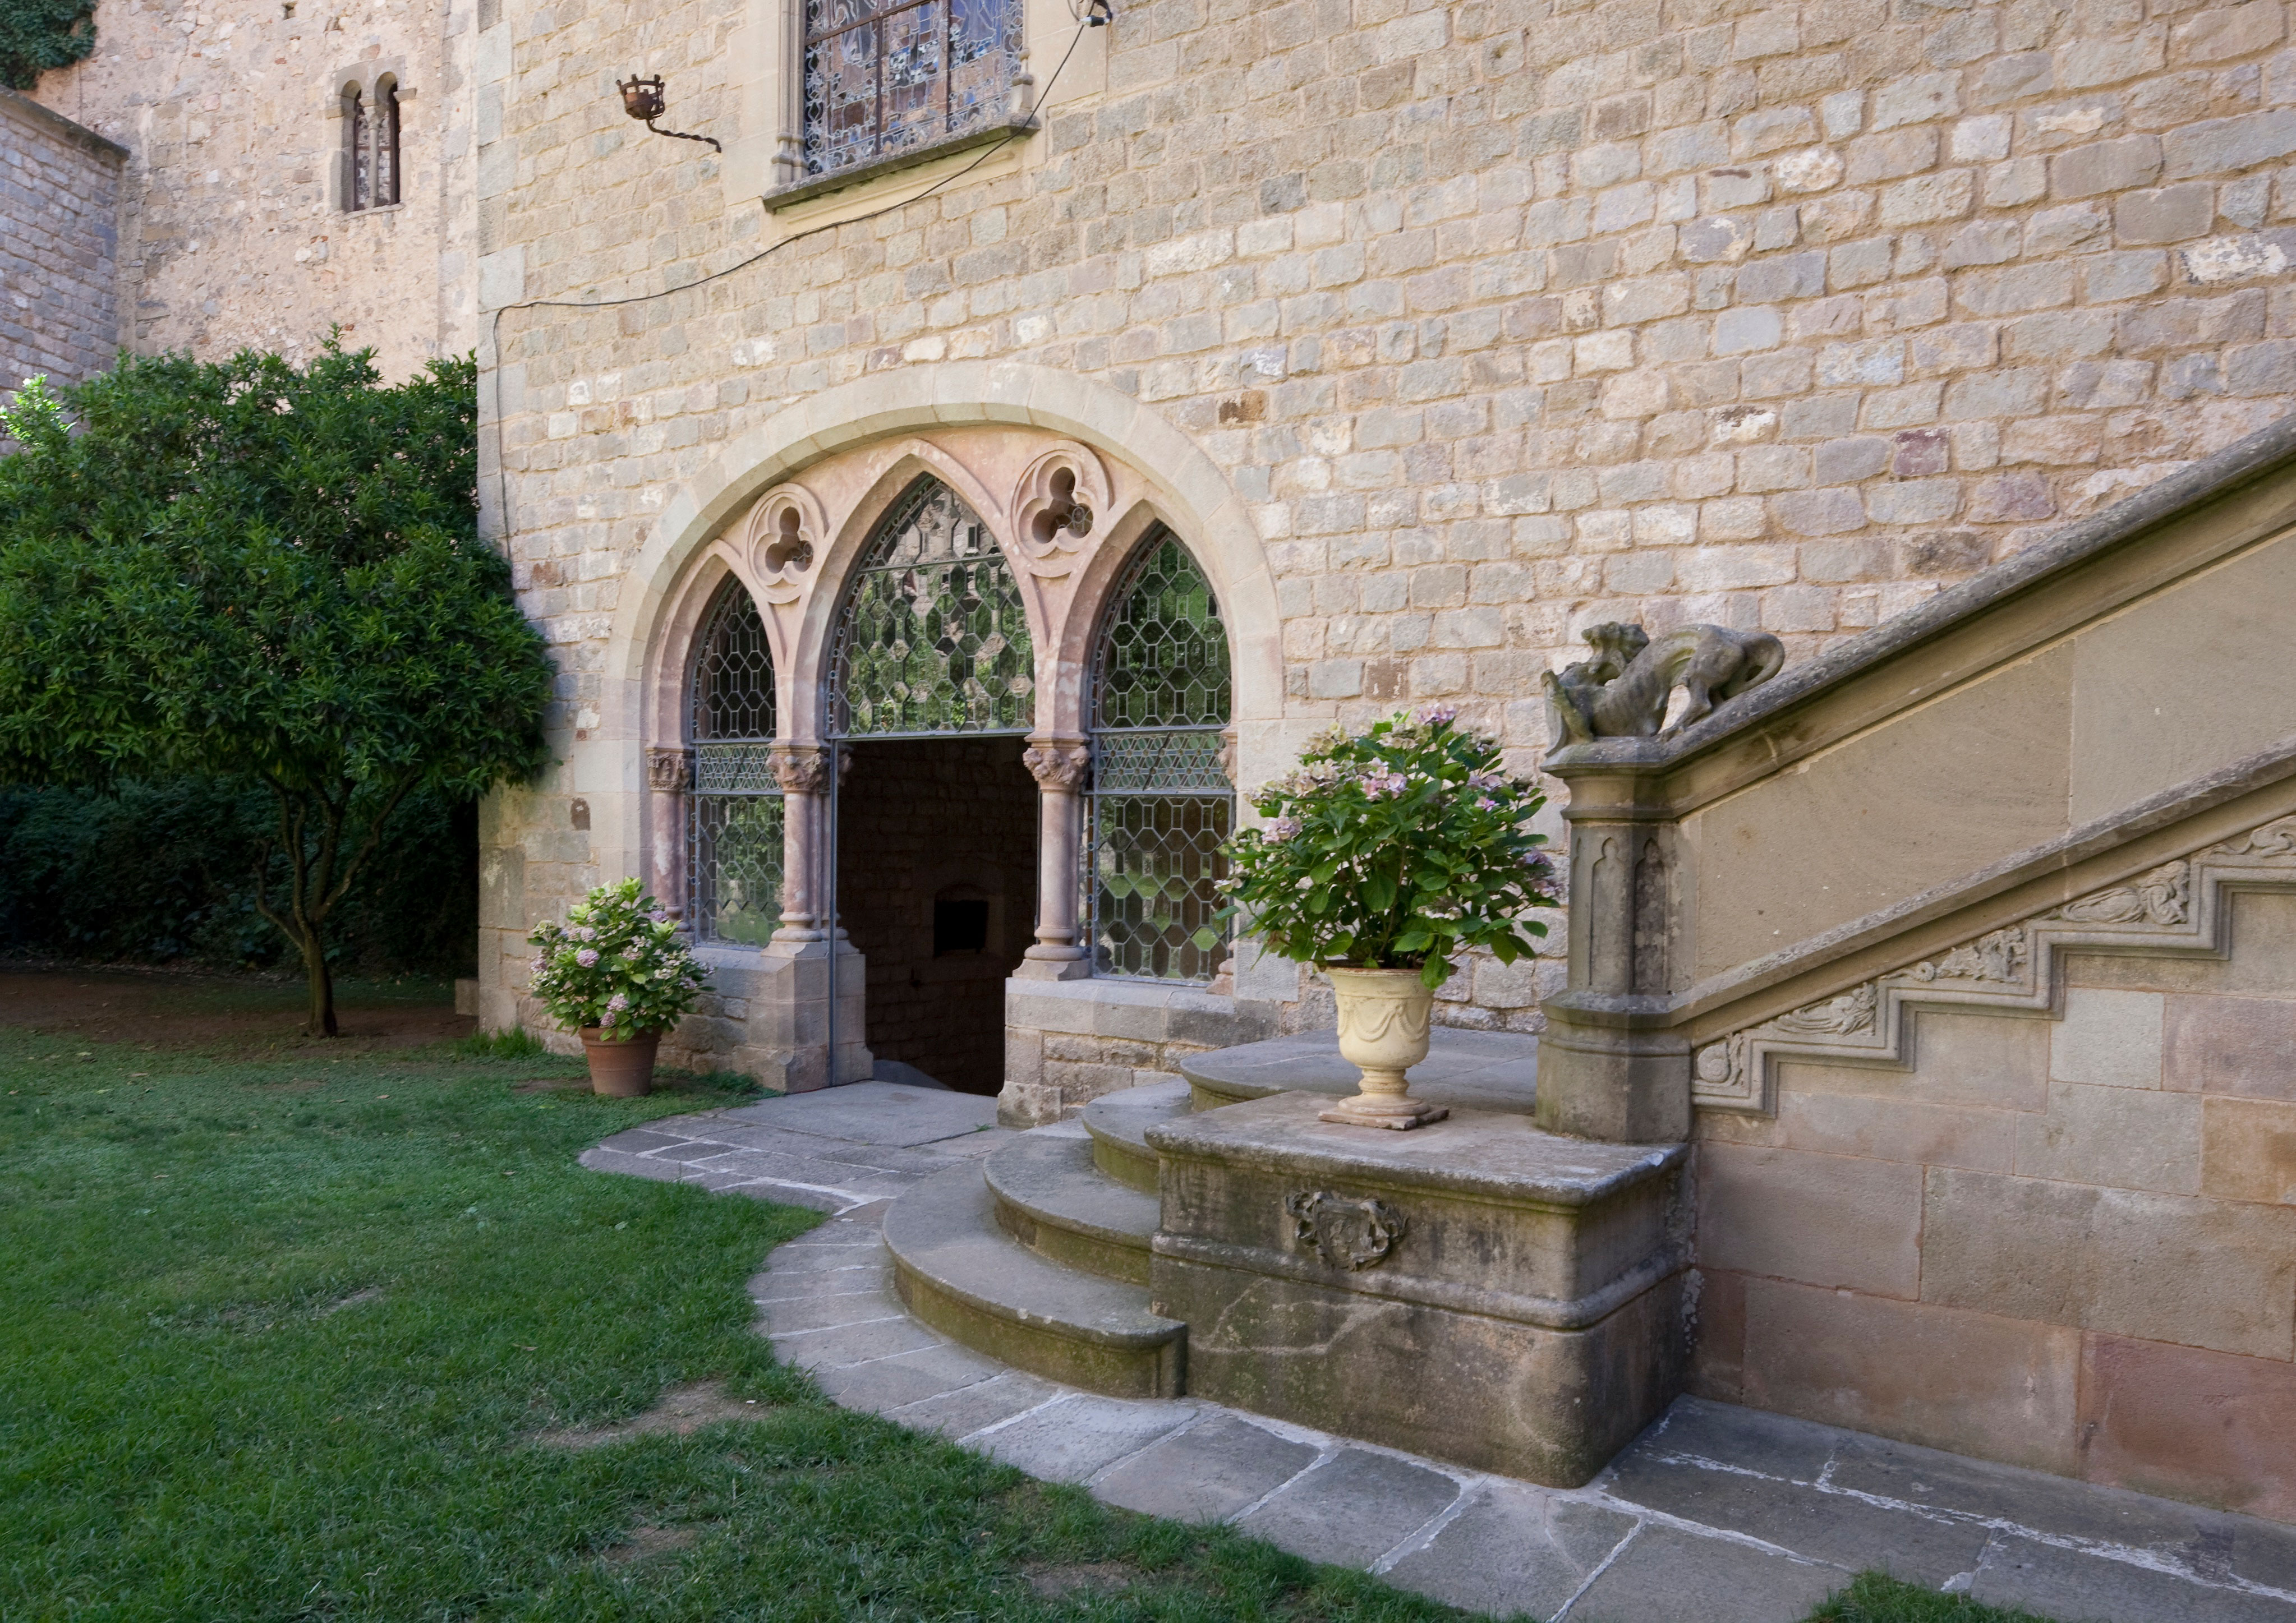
1697, 1142, 1924, 1296
2078, 1333, 2296, 1523
1149, 1094, 1689, 1485
1919, 1167, 2296, 1358
2201, 1096, 2296, 1206
2013, 1082, 2200, 1195
2049, 987, 2165, 1089
1736, 1276, 2082, 1476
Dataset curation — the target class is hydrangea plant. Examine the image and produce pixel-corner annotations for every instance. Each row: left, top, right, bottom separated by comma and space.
1221, 707, 1557, 989
527, 878, 710, 1038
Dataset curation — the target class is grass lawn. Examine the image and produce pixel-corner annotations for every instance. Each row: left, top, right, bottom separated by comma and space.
0, 975, 2053, 1622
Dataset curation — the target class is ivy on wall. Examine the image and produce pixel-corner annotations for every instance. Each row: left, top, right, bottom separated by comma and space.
0, 0, 94, 93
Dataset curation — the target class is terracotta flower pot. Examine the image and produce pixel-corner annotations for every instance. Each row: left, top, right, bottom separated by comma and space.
579, 1027, 660, 1097
1320, 966, 1448, 1129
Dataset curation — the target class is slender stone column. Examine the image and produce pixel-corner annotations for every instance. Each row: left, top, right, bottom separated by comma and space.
1017, 736, 1092, 980
645, 746, 691, 920
770, 743, 831, 941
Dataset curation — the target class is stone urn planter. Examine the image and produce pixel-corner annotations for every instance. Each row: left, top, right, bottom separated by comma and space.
1320, 966, 1448, 1128
579, 1027, 661, 1097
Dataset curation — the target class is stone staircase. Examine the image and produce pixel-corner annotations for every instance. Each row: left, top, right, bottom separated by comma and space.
881, 1030, 1540, 1402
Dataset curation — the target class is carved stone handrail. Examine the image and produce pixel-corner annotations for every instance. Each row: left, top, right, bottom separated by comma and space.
1694, 819, 2296, 1112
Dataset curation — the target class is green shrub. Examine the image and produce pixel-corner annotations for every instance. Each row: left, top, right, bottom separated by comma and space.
0, 777, 477, 975
0, 0, 94, 91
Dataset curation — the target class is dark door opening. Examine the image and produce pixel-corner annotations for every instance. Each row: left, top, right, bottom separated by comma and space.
836, 737, 1038, 1095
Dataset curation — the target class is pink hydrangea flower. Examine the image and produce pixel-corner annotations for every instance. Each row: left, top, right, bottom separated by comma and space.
576, 948, 599, 967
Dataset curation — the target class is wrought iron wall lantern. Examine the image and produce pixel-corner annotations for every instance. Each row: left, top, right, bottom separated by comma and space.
616, 74, 721, 153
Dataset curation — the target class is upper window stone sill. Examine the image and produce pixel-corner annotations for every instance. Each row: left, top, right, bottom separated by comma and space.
763, 119, 1036, 213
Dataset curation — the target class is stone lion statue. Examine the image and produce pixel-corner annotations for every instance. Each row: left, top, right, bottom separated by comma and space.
1543, 621, 1786, 748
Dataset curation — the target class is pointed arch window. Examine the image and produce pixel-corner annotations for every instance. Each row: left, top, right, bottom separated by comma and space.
688, 580, 784, 946
831, 476, 1033, 737
1088, 532, 1232, 982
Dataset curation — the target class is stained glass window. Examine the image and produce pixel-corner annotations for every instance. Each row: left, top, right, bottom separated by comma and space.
802, 0, 1023, 178
1089, 533, 1232, 982
688, 580, 784, 946
831, 478, 1034, 737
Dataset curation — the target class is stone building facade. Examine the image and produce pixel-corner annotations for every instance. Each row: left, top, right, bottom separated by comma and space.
448, 0, 2296, 1114
0, 87, 124, 394
25, 0, 473, 379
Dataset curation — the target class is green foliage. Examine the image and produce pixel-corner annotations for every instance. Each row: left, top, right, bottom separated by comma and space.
529, 879, 711, 1037
450, 1025, 551, 1061
0, 778, 477, 974
0, 0, 93, 91
0, 343, 552, 1032
1221, 707, 1557, 988
1808, 1573, 2056, 1623
0, 1021, 1481, 1621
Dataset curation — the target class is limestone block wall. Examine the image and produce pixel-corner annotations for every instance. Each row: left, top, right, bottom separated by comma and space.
0, 89, 124, 394
1692, 889, 2296, 1524
475, 0, 2296, 1044
27, 0, 473, 379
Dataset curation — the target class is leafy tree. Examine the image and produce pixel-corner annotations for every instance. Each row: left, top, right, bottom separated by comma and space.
0, 0, 94, 90
0, 344, 553, 1034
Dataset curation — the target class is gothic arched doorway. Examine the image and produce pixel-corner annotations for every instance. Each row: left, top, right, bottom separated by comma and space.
826, 476, 1040, 1094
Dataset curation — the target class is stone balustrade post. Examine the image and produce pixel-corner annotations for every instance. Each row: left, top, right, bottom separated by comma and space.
1534, 752, 1692, 1144
1017, 736, 1092, 980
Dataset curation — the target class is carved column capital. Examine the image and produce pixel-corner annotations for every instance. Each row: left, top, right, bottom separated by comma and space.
646, 746, 692, 792
1023, 738, 1091, 792
770, 744, 832, 796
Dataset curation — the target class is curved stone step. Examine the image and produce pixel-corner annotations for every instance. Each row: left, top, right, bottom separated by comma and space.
1081, 1079, 1192, 1193
1180, 1029, 1540, 1115
984, 1129, 1160, 1285
883, 1161, 1185, 1398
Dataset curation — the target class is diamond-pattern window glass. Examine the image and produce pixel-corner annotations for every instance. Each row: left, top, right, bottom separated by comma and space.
801, 0, 1019, 178
691, 794, 786, 947
687, 580, 784, 947
690, 579, 777, 742
1094, 533, 1231, 730
1089, 531, 1232, 982
832, 477, 1034, 737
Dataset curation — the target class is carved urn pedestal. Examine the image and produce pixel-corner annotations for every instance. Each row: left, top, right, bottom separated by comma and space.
1146, 1094, 1690, 1486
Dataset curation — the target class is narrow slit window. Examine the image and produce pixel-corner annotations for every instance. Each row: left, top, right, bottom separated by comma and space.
344, 78, 400, 211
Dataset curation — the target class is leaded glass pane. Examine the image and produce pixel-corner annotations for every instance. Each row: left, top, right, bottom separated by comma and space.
691, 580, 777, 741
1093, 728, 1230, 794
1092, 796, 1230, 981
691, 795, 785, 947
832, 478, 1034, 736
1094, 534, 1231, 730
1089, 532, 1232, 982
801, 0, 1020, 178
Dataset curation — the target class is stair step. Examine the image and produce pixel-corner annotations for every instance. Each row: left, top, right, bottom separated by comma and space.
984, 1129, 1160, 1285
883, 1162, 1185, 1399
1081, 1080, 1192, 1193
1180, 1029, 1540, 1115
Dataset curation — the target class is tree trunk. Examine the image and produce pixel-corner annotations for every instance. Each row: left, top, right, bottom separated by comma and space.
301, 925, 338, 1038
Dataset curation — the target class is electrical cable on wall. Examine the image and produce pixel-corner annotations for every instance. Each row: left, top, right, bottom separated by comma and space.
484, 13, 1107, 534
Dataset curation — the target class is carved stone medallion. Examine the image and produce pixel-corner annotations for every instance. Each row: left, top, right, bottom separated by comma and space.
1283, 1190, 1406, 1271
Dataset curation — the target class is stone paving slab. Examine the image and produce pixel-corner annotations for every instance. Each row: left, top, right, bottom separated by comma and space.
586, 1119, 2296, 1623
714, 1081, 1000, 1147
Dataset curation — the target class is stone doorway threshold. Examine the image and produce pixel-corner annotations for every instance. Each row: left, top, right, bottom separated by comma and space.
583, 1095, 2296, 1623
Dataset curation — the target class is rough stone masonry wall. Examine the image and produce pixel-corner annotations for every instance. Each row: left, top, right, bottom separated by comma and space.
480, 0, 2296, 1029
28, 0, 474, 380
0, 88, 123, 394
